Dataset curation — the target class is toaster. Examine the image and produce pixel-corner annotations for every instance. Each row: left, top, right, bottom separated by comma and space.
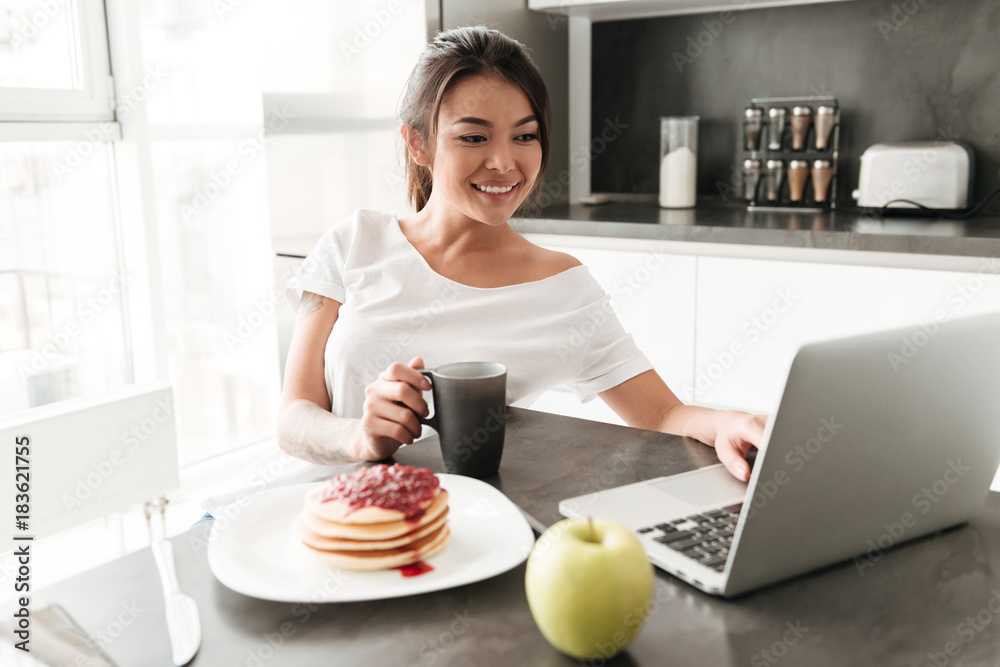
853, 141, 974, 214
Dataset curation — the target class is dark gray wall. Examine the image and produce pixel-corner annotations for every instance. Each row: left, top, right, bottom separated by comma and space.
591, 0, 1000, 213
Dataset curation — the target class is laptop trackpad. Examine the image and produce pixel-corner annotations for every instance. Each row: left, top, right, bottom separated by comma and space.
648, 466, 748, 509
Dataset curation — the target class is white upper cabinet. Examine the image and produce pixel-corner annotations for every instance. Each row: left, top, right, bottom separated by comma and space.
528, 0, 859, 22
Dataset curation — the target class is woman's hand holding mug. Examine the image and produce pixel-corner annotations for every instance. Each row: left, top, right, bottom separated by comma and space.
352, 357, 508, 477
353, 357, 430, 461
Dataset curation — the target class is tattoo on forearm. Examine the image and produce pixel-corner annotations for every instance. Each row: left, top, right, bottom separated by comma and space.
299, 291, 325, 317
281, 402, 358, 466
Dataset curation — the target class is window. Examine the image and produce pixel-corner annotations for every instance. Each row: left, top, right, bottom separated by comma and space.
0, 139, 129, 415
0, 0, 438, 586
1, 0, 124, 419
261, 0, 429, 236
134, 2, 281, 464
2, 0, 435, 461
0, 0, 113, 120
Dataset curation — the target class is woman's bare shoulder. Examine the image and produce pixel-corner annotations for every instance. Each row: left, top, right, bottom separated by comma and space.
543, 247, 583, 272
520, 240, 582, 279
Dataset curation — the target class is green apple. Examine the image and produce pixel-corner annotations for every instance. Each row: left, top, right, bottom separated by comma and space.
525, 518, 654, 660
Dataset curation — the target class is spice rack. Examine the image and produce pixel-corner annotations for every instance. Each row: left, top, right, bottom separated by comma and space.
738, 95, 840, 212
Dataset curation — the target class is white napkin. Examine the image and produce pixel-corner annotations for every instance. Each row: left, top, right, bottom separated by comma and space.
199, 448, 361, 517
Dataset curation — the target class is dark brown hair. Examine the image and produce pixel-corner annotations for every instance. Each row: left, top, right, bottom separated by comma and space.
398, 26, 551, 213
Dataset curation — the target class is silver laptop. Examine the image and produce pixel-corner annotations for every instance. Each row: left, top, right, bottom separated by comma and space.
560, 311, 1000, 597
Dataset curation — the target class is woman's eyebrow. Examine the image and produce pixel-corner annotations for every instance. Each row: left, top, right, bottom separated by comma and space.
452, 115, 538, 128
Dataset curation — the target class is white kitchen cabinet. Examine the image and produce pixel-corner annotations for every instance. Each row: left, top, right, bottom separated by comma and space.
528, 0, 859, 22
695, 257, 1000, 341
528, 386, 629, 424
691, 330, 798, 413
694, 256, 1000, 411
527, 243, 1000, 420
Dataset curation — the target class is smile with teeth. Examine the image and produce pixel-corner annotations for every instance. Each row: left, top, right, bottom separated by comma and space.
473, 183, 516, 194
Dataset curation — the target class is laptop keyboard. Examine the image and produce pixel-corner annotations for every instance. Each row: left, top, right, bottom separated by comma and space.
636, 503, 742, 572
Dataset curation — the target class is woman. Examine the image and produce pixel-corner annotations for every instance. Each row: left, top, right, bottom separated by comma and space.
278, 26, 764, 483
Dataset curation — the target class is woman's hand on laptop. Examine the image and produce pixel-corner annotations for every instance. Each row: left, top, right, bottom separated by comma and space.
598, 370, 768, 482
712, 412, 768, 482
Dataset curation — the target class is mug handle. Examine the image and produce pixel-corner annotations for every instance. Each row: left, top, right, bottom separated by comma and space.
417, 369, 437, 430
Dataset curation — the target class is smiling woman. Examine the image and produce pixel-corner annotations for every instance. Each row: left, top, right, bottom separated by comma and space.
273, 26, 767, 491
406, 76, 541, 226
403, 74, 547, 225
397, 26, 550, 216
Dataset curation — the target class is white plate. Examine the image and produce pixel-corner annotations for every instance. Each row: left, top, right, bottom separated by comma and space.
207, 473, 536, 602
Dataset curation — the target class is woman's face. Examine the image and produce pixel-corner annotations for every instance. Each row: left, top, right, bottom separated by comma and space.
424, 74, 543, 226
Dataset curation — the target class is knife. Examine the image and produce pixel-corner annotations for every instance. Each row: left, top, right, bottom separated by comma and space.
152, 537, 202, 665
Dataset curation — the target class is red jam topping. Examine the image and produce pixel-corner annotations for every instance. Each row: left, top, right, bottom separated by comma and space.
397, 561, 434, 577
317, 464, 440, 519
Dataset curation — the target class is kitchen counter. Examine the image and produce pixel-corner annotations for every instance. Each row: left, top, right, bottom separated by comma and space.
274, 199, 1000, 272
35, 408, 1000, 666
510, 199, 1000, 269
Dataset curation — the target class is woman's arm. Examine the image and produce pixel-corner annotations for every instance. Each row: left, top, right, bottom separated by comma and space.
278, 291, 361, 464
277, 291, 430, 464
599, 370, 766, 482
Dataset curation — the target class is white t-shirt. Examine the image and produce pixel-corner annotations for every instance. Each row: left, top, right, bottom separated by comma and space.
200, 209, 653, 514
285, 208, 653, 415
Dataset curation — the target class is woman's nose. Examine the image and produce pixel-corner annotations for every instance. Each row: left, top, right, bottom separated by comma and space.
484, 143, 514, 172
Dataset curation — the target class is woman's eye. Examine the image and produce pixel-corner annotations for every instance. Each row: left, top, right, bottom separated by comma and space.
459, 135, 486, 143
516, 133, 538, 142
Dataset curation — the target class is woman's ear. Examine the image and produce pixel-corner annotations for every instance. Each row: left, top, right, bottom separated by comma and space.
401, 125, 430, 167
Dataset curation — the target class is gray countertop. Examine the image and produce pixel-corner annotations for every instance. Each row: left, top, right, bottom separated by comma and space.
272, 200, 1000, 265
511, 199, 1000, 259
36, 408, 1000, 666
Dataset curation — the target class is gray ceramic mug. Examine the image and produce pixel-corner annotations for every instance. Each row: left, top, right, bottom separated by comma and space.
418, 362, 507, 478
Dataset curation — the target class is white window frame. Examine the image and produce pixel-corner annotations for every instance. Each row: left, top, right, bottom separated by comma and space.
0, 0, 114, 121
0, 0, 158, 408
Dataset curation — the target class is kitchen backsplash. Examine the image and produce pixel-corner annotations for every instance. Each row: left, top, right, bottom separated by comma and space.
590, 0, 1000, 214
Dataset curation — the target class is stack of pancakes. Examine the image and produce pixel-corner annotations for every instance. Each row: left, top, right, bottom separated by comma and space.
294, 469, 450, 571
